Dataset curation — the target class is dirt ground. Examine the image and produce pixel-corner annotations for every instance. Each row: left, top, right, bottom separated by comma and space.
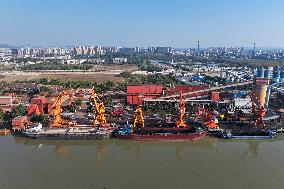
92, 64, 138, 72
36, 73, 125, 83
0, 64, 137, 83
0, 73, 125, 83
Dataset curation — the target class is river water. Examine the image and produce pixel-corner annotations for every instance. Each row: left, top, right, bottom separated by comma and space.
1, 136, 284, 189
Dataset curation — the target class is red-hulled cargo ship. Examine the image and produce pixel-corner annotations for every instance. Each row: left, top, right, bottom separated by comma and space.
115, 130, 206, 141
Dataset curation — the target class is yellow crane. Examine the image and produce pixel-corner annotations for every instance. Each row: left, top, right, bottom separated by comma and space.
133, 105, 144, 129
176, 92, 188, 128
50, 91, 70, 127
91, 89, 107, 127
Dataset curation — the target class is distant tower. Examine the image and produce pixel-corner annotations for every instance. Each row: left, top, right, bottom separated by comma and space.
253, 42, 256, 57
197, 40, 200, 51
197, 40, 200, 56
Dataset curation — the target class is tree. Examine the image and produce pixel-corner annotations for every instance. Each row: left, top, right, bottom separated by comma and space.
30, 115, 49, 123
39, 86, 51, 93
120, 71, 132, 78
10, 105, 27, 118
74, 99, 82, 106
0, 110, 4, 121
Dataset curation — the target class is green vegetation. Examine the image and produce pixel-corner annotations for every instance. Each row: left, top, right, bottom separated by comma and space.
15, 78, 125, 93
138, 60, 163, 72
12, 72, 184, 94
0, 110, 4, 122
30, 115, 49, 123
10, 105, 28, 118
120, 72, 185, 86
1, 105, 27, 129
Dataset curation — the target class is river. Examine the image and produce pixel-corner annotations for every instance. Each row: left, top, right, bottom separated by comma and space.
1, 136, 284, 189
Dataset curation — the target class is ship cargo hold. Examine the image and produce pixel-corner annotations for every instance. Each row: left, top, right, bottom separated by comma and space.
24, 125, 112, 140
114, 126, 206, 141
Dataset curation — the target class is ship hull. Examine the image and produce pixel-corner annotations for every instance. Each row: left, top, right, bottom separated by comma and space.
115, 131, 206, 141
220, 129, 277, 139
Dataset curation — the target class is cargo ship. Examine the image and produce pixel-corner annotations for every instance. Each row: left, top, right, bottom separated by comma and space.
115, 93, 206, 141
115, 129, 206, 141
24, 123, 112, 140
23, 89, 113, 140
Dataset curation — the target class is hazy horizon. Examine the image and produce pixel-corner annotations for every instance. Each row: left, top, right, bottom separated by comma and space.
1, 0, 284, 48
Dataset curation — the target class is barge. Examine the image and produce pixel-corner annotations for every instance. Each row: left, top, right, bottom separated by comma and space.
24, 124, 112, 140
220, 129, 277, 139
114, 126, 206, 141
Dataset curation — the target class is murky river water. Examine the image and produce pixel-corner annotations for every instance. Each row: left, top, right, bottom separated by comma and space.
1, 136, 284, 189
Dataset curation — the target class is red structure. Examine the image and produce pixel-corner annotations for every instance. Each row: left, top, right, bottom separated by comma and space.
27, 104, 40, 115
211, 91, 220, 102
166, 85, 210, 98
27, 97, 48, 115
172, 85, 209, 93
12, 116, 28, 132
127, 85, 163, 105
127, 85, 211, 104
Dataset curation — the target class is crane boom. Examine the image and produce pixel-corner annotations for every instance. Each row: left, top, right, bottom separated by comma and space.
51, 91, 70, 127
91, 88, 107, 127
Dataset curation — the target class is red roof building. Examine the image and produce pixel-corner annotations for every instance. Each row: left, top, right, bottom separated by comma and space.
127, 85, 163, 94
12, 116, 28, 132
127, 85, 163, 105
0, 96, 13, 106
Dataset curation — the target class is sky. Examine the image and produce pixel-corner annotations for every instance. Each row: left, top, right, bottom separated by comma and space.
0, 0, 284, 48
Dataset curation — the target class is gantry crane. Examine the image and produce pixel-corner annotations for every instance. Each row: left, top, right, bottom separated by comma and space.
51, 91, 70, 127
90, 88, 107, 127
176, 92, 188, 128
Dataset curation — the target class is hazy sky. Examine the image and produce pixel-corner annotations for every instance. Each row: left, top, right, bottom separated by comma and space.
1, 0, 284, 47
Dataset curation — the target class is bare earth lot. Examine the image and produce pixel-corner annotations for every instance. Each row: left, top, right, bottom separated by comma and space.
36, 73, 125, 83
0, 64, 138, 83
0, 72, 125, 83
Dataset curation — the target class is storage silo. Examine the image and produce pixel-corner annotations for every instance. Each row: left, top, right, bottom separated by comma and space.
272, 67, 280, 83
264, 69, 270, 79
254, 83, 268, 107
253, 68, 258, 76
280, 70, 284, 82
254, 74, 270, 108
257, 68, 264, 78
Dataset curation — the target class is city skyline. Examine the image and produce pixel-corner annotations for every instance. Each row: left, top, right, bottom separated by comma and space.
1, 0, 284, 47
